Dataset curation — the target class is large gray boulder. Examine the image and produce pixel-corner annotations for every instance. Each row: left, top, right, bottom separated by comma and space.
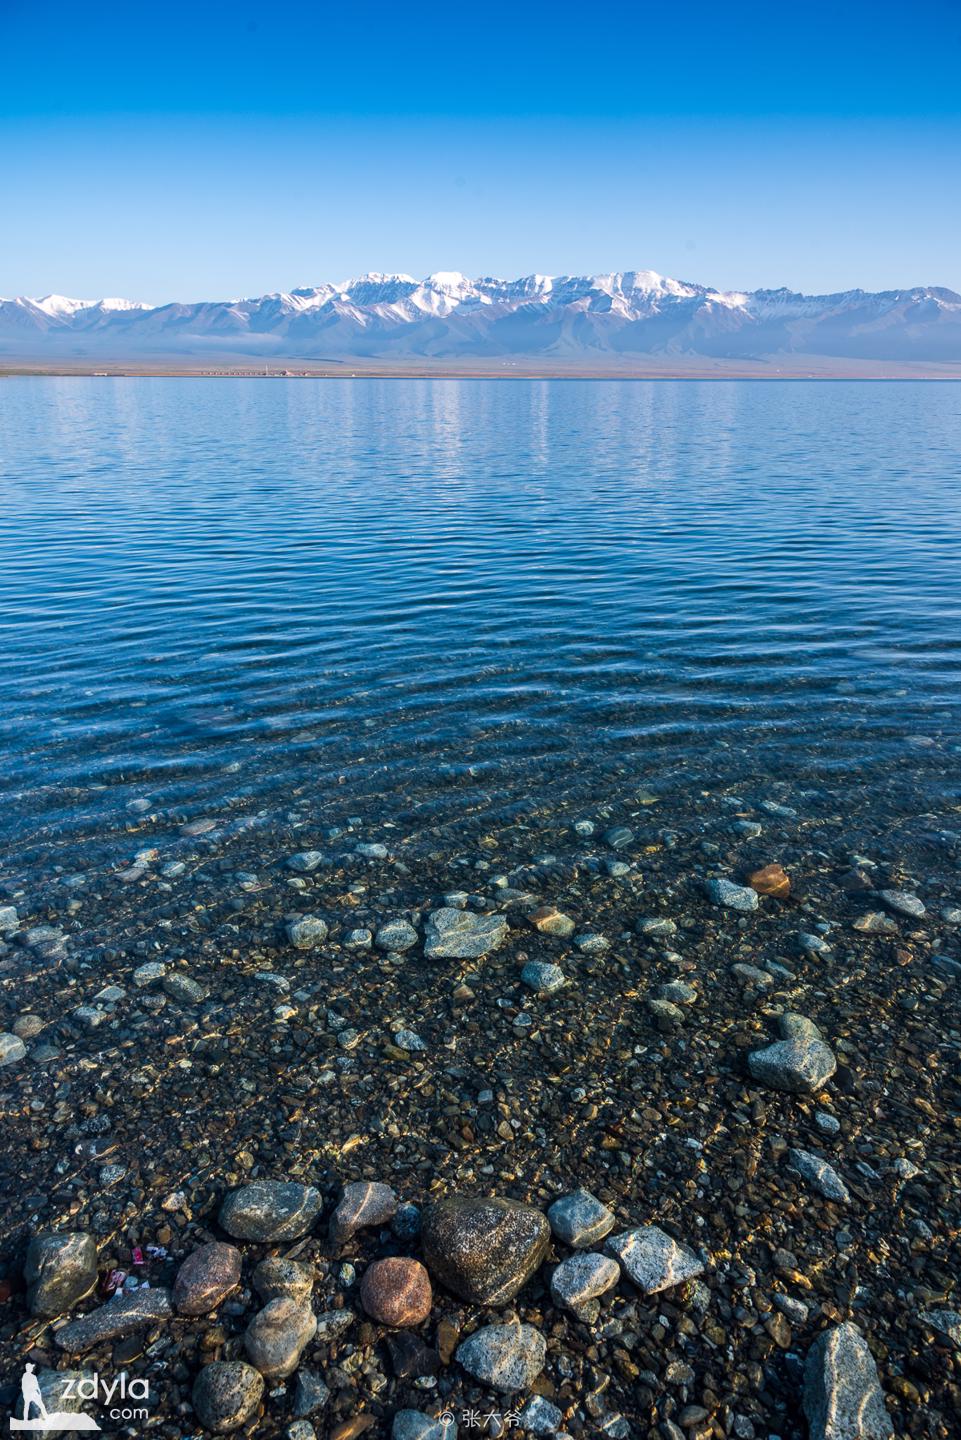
423, 908, 508, 960
748, 1013, 836, 1094
25, 1233, 98, 1317
803, 1322, 893, 1440
219, 1180, 322, 1242
421, 1196, 549, 1305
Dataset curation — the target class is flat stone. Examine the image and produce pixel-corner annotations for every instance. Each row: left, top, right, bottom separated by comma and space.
355, 842, 388, 859
605, 1225, 703, 1294
705, 877, 759, 912
132, 961, 166, 987
181, 818, 219, 836
287, 916, 329, 949
286, 851, 325, 872
573, 931, 609, 953
921, 1309, 961, 1346
253, 1257, 314, 1306
550, 1252, 620, 1313
219, 1180, 322, 1242
603, 826, 633, 850
748, 864, 791, 897
173, 1241, 242, 1315
747, 1013, 836, 1094
517, 1396, 564, 1436
798, 931, 832, 955
852, 911, 899, 934
394, 1029, 427, 1051
456, 1321, 546, 1393
360, 1257, 432, 1326
244, 1297, 317, 1378
0, 1033, 27, 1066
13, 1014, 44, 1038
803, 1322, 893, 1440
788, 1149, 851, 1203
162, 973, 207, 1004
760, 799, 797, 818
291, 1369, 331, 1418
375, 919, 419, 952
528, 906, 575, 937
25, 1232, 98, 1317
34, 1369, 97, 1416
636, 917, 677, 937
732, 962, 775, 989
647, 997, 685, 1024
657, 980, 697, 1004
287, 1423, 315, 1440
423, 907, 508, 959
0, 904, 19, 929
521, 961, 567, 994
193, 1361, 264, 1433
422, 1196, 550, 1306
55, 1288, 173, 1354
774, 1293, 810, 1324
392, 1411, 457, 1440
879, 888, 925, 918
547, 1188, 615, 1248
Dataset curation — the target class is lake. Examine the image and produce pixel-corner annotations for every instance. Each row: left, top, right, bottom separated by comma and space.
1, 378, 959, 868
1, 377, 959, 1440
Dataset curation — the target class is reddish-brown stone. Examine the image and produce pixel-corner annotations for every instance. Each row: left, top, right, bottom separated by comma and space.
748, 864, 791, 898
359, 1257, 432, 1327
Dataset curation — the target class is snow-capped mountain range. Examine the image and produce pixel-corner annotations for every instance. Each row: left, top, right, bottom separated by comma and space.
2, 270, 960, 363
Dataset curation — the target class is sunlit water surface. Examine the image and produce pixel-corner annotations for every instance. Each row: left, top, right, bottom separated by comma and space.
1, 378, 959, 868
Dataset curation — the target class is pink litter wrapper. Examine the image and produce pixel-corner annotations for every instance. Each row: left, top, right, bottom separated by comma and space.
131, 1246, 145, 1266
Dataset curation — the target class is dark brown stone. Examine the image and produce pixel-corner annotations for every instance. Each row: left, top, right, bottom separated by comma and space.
421, 1196, 549, 1306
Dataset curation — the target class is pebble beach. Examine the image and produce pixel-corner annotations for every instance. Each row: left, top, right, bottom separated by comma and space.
1, 758, 960, 1439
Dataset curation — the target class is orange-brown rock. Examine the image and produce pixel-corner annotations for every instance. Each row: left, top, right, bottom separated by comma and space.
359, 1257, 432, 1327
748, 864, 791, 898
330, 1418, 376, 1440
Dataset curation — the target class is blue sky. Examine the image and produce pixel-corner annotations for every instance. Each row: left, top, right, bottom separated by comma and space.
3, 0, 960, 302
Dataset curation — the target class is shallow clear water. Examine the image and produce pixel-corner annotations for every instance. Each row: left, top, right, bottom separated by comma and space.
1, 377, 960, 867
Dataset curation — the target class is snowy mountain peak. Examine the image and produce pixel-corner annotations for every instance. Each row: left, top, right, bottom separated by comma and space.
2, 270, 959, 364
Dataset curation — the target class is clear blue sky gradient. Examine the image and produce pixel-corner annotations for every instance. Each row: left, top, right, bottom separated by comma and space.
3, 0, 960, 302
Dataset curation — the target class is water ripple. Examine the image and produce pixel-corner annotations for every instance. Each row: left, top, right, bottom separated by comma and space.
1, 377, 959, 861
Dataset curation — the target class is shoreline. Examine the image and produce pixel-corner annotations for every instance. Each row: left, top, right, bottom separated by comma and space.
3, 356, 961, 380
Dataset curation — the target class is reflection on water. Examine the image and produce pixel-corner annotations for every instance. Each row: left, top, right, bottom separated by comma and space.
0, 378, 959, 868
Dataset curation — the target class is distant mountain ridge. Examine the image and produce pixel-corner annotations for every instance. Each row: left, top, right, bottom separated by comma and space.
3, 269, 961, 363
